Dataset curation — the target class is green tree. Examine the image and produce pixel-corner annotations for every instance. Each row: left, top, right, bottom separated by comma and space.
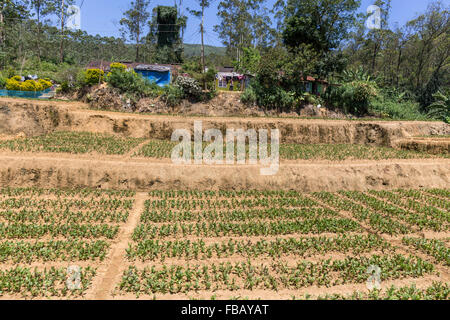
147, 5, 186, 64
214, 0, 269, 62
282, 0, 360, 52
120, 0, 151, 62
234, 47, 260, 74
29, 0, 53, 61
281, 0, 360, 79
406, 1, 449, 92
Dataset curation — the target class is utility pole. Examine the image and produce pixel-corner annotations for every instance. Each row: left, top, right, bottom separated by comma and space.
60, 0, 65, 63
200, 1, 206, 90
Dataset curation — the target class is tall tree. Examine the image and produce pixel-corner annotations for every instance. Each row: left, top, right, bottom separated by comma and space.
29, 0, 52, 61
188, 0, 209, 88
282, 0, 360, 53
120, 0, 151, 62
214, 0, 267, 62
0, 0, 13, 48
147, 5, 186, 63
45, 0, 75, 63
282, 0, 360, 78
0, 0, 28, 48
366, 0, 391, 74
406, 1, 449, 92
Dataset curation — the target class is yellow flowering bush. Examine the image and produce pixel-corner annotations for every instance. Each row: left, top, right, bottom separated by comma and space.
5, 77, 52, 91
110, 62, 127, 72
5, 79, 21, 90
84, 69, 104, 85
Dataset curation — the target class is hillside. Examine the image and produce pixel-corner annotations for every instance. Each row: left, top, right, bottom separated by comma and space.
183, 43, 227, 57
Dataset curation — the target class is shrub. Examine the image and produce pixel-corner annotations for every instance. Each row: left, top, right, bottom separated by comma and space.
161, 85, 184, 107
370, 99, 427, 120
174, 76, 202, 100
106, 67, 158, 98
54, 66, 82, 89
240, 87, 257, 105
5, 77, 52, 92
5, 79, 21, 90
5, 66, 16, 79
427, 91, 450, 123
83, 69, 104, 86
58, 81, 71, 94
11, 75, 22, 81
325, 80, 377, 115
245, 79, 295, 111
109, 62, 127, 72
38, 79, 53, 90
21, 80, 39, 91
0, 77, 6, 89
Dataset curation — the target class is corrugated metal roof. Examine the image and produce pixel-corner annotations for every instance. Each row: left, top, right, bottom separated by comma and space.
134, 64, 171, 72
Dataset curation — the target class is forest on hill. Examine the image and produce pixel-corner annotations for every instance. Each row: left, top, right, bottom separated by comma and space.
0, 0, 448, 121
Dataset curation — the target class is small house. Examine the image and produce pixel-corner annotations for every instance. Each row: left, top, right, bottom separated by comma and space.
301, 76, 328, 96
134, 64, 171, 87
215, 67, 252, 91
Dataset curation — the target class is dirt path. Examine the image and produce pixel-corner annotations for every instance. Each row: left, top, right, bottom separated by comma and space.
0, 153, 448, 192
93, 192, 146, 300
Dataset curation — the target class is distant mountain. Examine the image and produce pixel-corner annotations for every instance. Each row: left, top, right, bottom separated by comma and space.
183, 44, 227, 57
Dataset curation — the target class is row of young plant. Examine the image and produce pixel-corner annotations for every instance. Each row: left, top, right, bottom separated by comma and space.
311, 192, 411, 235
0, 131, 145, 155
147, 197, 318, 211
0, 267, 96, 298
393, 189, 450, 211
0, 198, 134, 211
0, 208, 129, 224
0, 187, 135, 198
367, 190, 449, 226
132, 219, 361, 240
0, 223, 119, 240
340, 191, 447, 232
140, 207, 339, 223
278, 143, 438, 160
0, 240, 109, 263
307, 282, 449, 300
126, 234, 393, 262
135, 140, 443, 160
119, 255, 434, 295
402, 237, 450, 266
424, 189, 450, 198
147, 190, 314, 199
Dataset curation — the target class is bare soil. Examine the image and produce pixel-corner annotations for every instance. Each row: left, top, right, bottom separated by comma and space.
0, 97, 448, 300
0, 152, 448, 192
393, 137, 450, 154
1, 97, 449, 146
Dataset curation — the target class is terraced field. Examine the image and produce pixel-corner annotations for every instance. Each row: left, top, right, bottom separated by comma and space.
0, 187, 448, 300
0, 187, 135, 298
0, 132, 448, 160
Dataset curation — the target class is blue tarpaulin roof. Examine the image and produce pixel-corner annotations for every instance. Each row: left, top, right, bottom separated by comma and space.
0, 88, 52, 99
134, 64, 171, 87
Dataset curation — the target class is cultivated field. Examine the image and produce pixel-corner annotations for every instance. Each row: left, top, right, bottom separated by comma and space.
0, 99, 448, 300
0, 187, 448, 300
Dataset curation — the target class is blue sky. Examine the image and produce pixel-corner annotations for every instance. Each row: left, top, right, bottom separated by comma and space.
76, 0, 448, 46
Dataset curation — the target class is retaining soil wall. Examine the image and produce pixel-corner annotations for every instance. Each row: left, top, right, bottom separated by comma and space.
1, 99, 449, 147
